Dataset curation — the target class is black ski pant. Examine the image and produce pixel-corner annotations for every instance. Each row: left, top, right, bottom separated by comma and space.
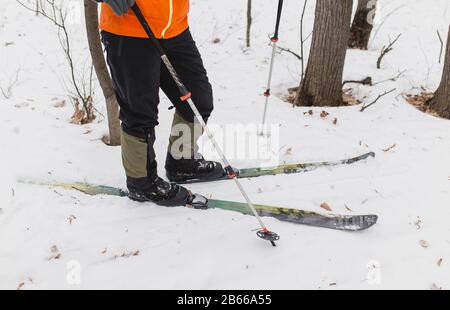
101, 29, 214, 140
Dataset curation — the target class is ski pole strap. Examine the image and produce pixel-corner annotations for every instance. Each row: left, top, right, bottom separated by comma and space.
272, 0, 284, 41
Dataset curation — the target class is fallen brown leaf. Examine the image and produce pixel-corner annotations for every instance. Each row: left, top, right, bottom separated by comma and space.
419, 240, 429, 248
320, 111, 329, 118
437, 258, 443, 267
17, 282, 25, 290
70, 97, 96, 125
320, 202, 333, 212
68, 215, 77, 225
342, 88, 361, 106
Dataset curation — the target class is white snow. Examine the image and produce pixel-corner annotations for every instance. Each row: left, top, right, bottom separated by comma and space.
0, 0, 449, 289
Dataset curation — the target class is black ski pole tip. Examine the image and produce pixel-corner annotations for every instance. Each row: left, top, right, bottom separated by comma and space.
257, 229, 280, 246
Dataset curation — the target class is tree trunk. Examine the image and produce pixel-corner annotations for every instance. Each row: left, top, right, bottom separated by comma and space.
348, 0, 376, 50
294, 0, 353, 107
84, 0, 121, 146
246, 0, 252, 48
427, 26, 450, 119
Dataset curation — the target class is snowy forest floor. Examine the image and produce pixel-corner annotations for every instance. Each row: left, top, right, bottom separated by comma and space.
0, 0, 450, 289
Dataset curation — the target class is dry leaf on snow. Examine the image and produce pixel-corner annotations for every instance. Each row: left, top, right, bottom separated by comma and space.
320, 202, 332, 212
342, 88, 361, 106
320, 111, 329, 118
419, 240, 429, 248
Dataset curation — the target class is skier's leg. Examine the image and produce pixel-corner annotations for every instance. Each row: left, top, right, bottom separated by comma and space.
159, 29, 225, 182
101, 31, 191, 206
160, 29, 214, 125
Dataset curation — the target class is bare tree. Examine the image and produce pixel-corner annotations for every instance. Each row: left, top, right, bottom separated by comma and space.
17, 0, 96, 124
348, 0, 377, 50
294, 0, 353, 107
427, 26, 450, 119
84, 0, 121, 145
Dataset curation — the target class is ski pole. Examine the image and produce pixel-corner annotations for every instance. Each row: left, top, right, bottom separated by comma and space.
259, 0, 284, 136
131, 4, 279, 246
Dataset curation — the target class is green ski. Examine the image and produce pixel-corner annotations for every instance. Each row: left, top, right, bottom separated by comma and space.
177, 151, 376, 183
24, 181, 378, 232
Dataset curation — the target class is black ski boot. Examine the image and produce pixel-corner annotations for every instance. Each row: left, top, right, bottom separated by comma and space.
121, 128, 208, 208
128, 176, 208, 209
165, 153, 226, 184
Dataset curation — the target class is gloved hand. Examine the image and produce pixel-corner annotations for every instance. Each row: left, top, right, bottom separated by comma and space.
100, 0, 136, 16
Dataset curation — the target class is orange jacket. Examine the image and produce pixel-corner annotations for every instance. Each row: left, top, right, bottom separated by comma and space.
100, 0, 190, 39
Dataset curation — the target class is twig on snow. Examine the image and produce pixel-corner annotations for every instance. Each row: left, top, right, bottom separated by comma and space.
343, 76, 373, 86
360, 88, 396, 112
377, 34, 401, 69
372, 70, 407, 86
0, 69, 20, 99
383, 143, 397, 152
277, 46, 302, 60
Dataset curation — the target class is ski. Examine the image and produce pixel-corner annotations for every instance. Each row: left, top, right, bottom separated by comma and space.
24, 181, 378, 232
177, 151, 376, 184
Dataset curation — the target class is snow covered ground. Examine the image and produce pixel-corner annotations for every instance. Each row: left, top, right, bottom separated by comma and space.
0, 0, 449, 290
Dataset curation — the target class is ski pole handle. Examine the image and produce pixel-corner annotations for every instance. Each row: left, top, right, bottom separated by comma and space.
273, 0, 284, 41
